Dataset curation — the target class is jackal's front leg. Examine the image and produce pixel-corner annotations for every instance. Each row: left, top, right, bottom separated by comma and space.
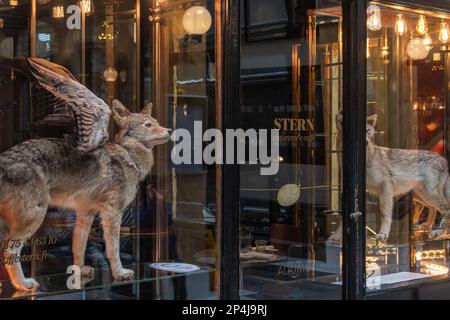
377, 187, 394, 243
100, 209, 135, 281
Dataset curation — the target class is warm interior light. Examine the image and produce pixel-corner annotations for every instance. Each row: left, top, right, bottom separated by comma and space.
433, 52, 442, 62
420, 261, 449, 276
367, 5, 382, 31
104, 67, 118, 82
424, 33, 433, 50
182, 6, 212, 35
381, 45, 389, 60
80, 0, 94, 16
416, 15, 428, 35
407, 37, 430, 60
95, 21, 116, 41
395, 14, 407, 36
367, 38, 371, 58
9, 0, 18, 6
381, 29, 389, 63
52, 5, 65, 19
440, 21, 449, 44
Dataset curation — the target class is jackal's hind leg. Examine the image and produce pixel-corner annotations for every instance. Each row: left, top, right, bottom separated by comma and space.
419, 192, 450, 231
421, 207, 437, 231
4, 202, 48, 292
412, 201, 426, 226
377, 187, 393, 244
4, 241, 40, 292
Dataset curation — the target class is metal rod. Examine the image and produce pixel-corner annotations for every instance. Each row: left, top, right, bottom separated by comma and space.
29, 0, 36, 57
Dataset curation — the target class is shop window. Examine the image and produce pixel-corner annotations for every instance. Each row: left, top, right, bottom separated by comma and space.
0, 0, 218, 300
366, 2, 450, 292
239, 0, 343, 299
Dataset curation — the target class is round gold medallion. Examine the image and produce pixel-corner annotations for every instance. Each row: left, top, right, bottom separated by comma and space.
277, 184, 301, 207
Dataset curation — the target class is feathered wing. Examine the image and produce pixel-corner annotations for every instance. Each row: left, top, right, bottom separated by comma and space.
0, 57, 111, 153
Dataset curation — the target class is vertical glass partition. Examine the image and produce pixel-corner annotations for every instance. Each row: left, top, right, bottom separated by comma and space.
239, 0, 344, 300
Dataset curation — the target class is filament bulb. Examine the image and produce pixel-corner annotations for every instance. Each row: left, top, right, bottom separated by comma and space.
367, 5, 382, 31
395, 14, 407, 36
416, 15, 428, 35
424, 33, 433, 50
440, 21, 449, 44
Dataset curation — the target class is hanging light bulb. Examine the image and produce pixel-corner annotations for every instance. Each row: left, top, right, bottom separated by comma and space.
52, 5, 65, 19
367, 5, 382, 31
80, 0, 94, 16
439, 20, 449, 44
424, 33, 433, 50
407, 37, 430, 60
9, 0, 18, 6
182, 6, 212, 35
416, 15, 428, 35
104, 67, 118, 82
395, 14, 407, 36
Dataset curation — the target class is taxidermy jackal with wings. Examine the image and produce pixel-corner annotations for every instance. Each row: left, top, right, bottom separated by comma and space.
0, 57, 171, 291
328, 114, 450, 244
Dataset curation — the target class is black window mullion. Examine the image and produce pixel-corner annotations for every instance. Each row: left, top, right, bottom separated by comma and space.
219, 0, 240, 300
342, 0, 367, 300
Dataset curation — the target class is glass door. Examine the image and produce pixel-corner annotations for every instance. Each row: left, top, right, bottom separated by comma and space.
239, 0, 344, 300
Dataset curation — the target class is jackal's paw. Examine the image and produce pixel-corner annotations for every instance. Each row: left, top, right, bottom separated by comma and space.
113, 268, 135, 281
14, 278, 40, 292
376, 233, 388, 246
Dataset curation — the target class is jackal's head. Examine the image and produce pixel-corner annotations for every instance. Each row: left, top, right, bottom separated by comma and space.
111, 100, 171, 148
366, 114, 377, 144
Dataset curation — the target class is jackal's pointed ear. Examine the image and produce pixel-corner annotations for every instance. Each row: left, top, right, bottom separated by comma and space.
141, 102, 153, 116
112, 99, 130, 128
367, 114, 378, 127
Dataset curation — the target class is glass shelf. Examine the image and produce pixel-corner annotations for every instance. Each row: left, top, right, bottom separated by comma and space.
0, 263, 215, 300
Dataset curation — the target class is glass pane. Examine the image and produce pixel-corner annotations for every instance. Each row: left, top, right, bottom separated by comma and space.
36, 0, 82, 80
366, 1, 450, 292
0, 0, 217, 300
240, 0, 343, 299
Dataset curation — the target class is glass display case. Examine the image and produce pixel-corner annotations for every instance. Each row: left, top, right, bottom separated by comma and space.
2, 0, 450, 301
0, 0, 218, 300
365, 1, 450, 293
